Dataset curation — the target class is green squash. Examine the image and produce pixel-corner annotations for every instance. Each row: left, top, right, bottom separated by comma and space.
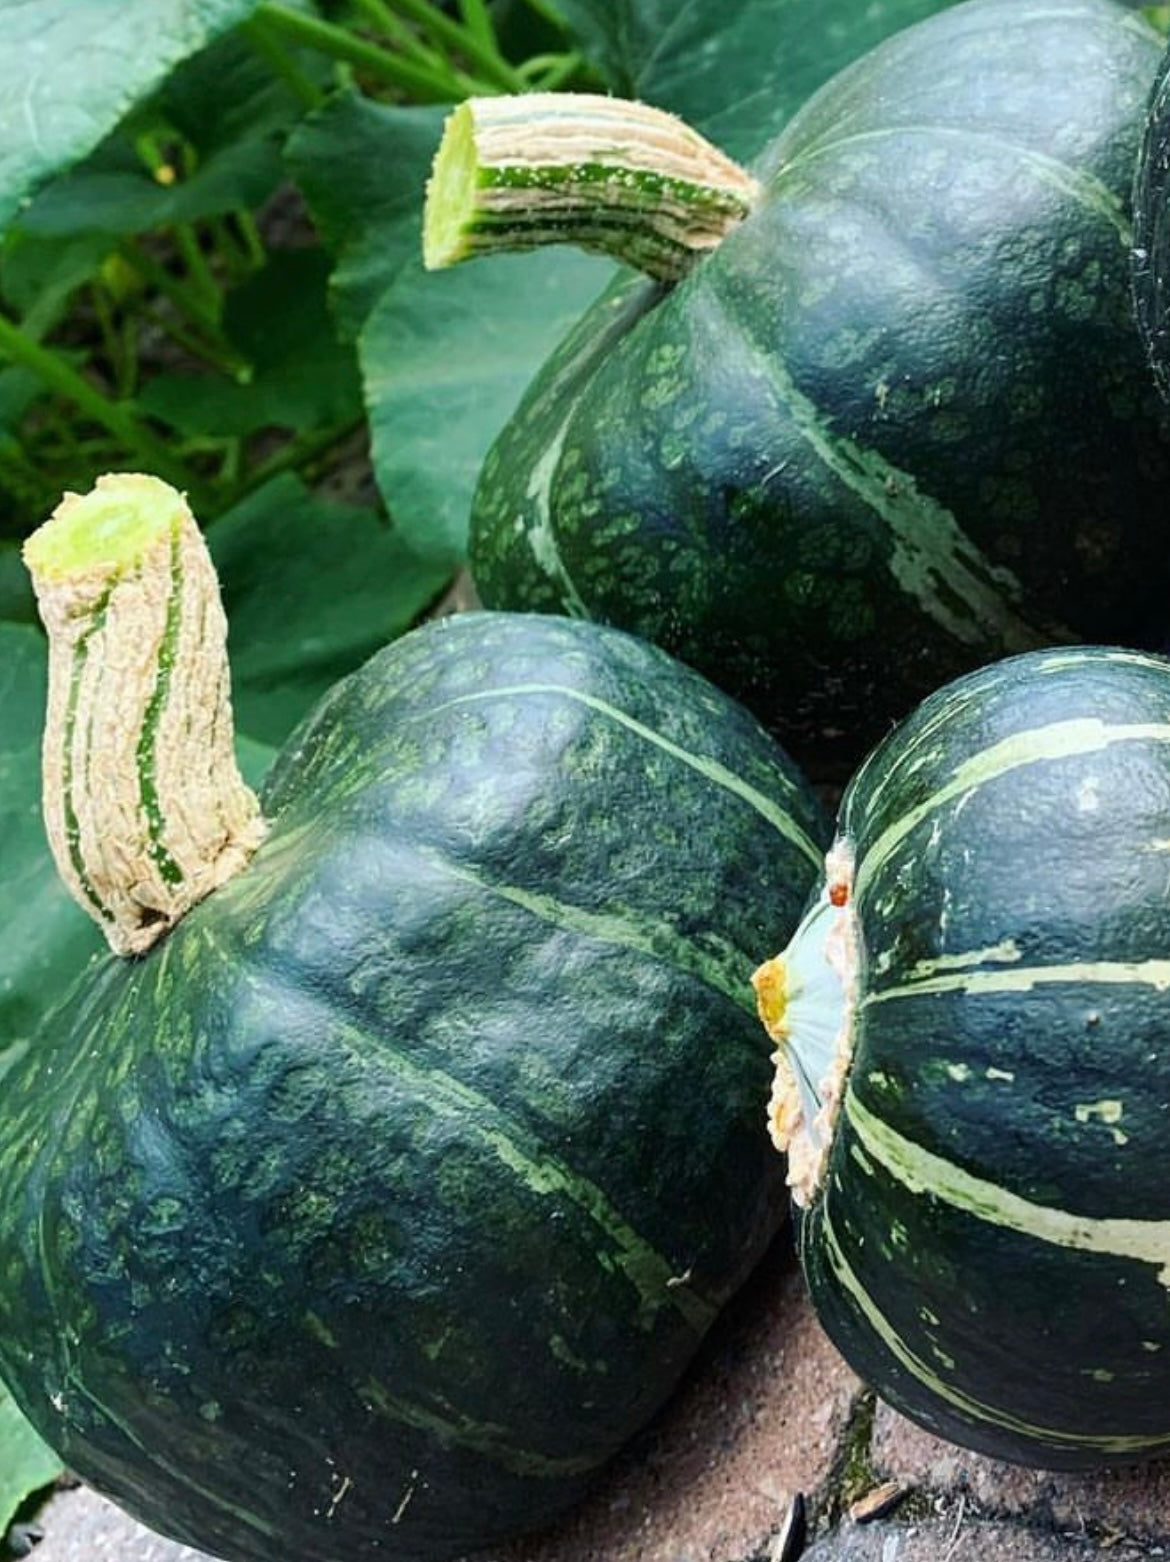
449, 0, 1170, 773
1134, 34, 1170, 393
754, 644, 1170, 1468
0, 478, 828, 1562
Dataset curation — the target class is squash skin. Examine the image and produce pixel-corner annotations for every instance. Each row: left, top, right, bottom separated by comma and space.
0, 612, 827, 1562
470, 0, 1170, 774
797, 645, 1170, 1468
1134, 37, 1170, 396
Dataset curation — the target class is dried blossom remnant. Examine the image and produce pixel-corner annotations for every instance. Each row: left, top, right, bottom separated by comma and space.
753, 838, 859, 1206
24, 473, 266, 957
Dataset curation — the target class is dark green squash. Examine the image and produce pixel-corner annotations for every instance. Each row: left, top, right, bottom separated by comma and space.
1133, 32, 1170, 394
754, 644, 1170, 1468
439, 0, 1170, 774
0, 477, 827, 1562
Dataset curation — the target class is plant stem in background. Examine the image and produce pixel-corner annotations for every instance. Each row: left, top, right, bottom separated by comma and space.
240, 14, 328, 110
232, 210, 269, 273
173, 217, 221, 320
116, 240, 253, 378
520, 0, 570, 30
254, 3, 485, 100
457, 0, 495, 48
90, 283, 136, 400
229, 414, 365, 503
348, 0, 452, 74
379, 0, 526, 92
517, 51, 587, 89
0, 311, 201, 500
116, 239, 220, 332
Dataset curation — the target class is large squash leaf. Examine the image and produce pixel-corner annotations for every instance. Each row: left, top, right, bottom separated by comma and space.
12, 21, 326, 244
361, 249, 613, 565
0, 477, 447, 1063
550, 0, 966, 161
0, 621, 103, 1063
0, 0, 261, 234
348, 0, 964, 564
207, 473, 450, 745
285, 93, 449, 342
138, 250, 364, 439
0, 1379, 61, 1540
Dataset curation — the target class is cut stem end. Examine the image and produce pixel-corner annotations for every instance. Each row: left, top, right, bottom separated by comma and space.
24, 474, 266, 957
423, 92, 761, 282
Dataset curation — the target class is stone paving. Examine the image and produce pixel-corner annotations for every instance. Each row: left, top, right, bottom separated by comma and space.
9, 1234, 1170, 1562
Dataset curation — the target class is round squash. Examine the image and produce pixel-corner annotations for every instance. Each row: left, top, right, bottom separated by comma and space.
753, 644, 1170, 1468
1134, 33, 1170, 394
0, 478, 828, 1561
446, 0, 1170, 773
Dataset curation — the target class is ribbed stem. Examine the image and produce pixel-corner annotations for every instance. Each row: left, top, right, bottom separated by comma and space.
23, 473, 266, 957
423, 93, 761, 281
752, 840, 858, 1207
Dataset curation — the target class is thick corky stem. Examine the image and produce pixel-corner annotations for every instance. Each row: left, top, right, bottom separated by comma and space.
23, 473, 265, 957
423, 92, 761, 282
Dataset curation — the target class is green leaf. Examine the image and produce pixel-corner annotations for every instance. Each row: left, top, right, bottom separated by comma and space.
137, 249, 363, 438
0, 0, 262, 234
156, 16, 328, 153
551, 0, 966, 160
15, 140, 284, 239
0, 545, 36, 621
206, 473, 451, 746
0, 231, 114, 335
289, 96, 610, 562
361, 249, 613, 564
0, 622, 103, 1060
285, 92, 448, 340
0, 369, 44, 432
0, 1378, 61, 1539
13, 23, 327, 242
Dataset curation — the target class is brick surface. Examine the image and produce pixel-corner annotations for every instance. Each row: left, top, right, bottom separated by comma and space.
870, 1402, 1170, 1545
26, 1484, 219, 1562
801, 1509, 1168, 1562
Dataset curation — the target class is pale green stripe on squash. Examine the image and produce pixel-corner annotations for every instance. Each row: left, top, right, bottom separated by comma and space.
853, 717, 1170, 902
815, 1196, 1170, 1454
329, 1008, 720, 1334
866, 958, 1170, 1004
222, 941, 723, 1335
709, 289, 1044, 653
845, 1090, 1170, 1285
357, 1376, 600, 1479
421, 683, 823, 867
425, 846, 753, 1014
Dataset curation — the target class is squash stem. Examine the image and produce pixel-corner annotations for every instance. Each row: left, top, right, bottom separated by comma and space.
752, 839, 859, 1206
23, 474, 266, 957
423, 93, 761, 281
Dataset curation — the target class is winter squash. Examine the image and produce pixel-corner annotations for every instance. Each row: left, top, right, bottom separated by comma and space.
0, 474, 827, 1560
428, 0, 1170, 772
755, 645, 1170, 1467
